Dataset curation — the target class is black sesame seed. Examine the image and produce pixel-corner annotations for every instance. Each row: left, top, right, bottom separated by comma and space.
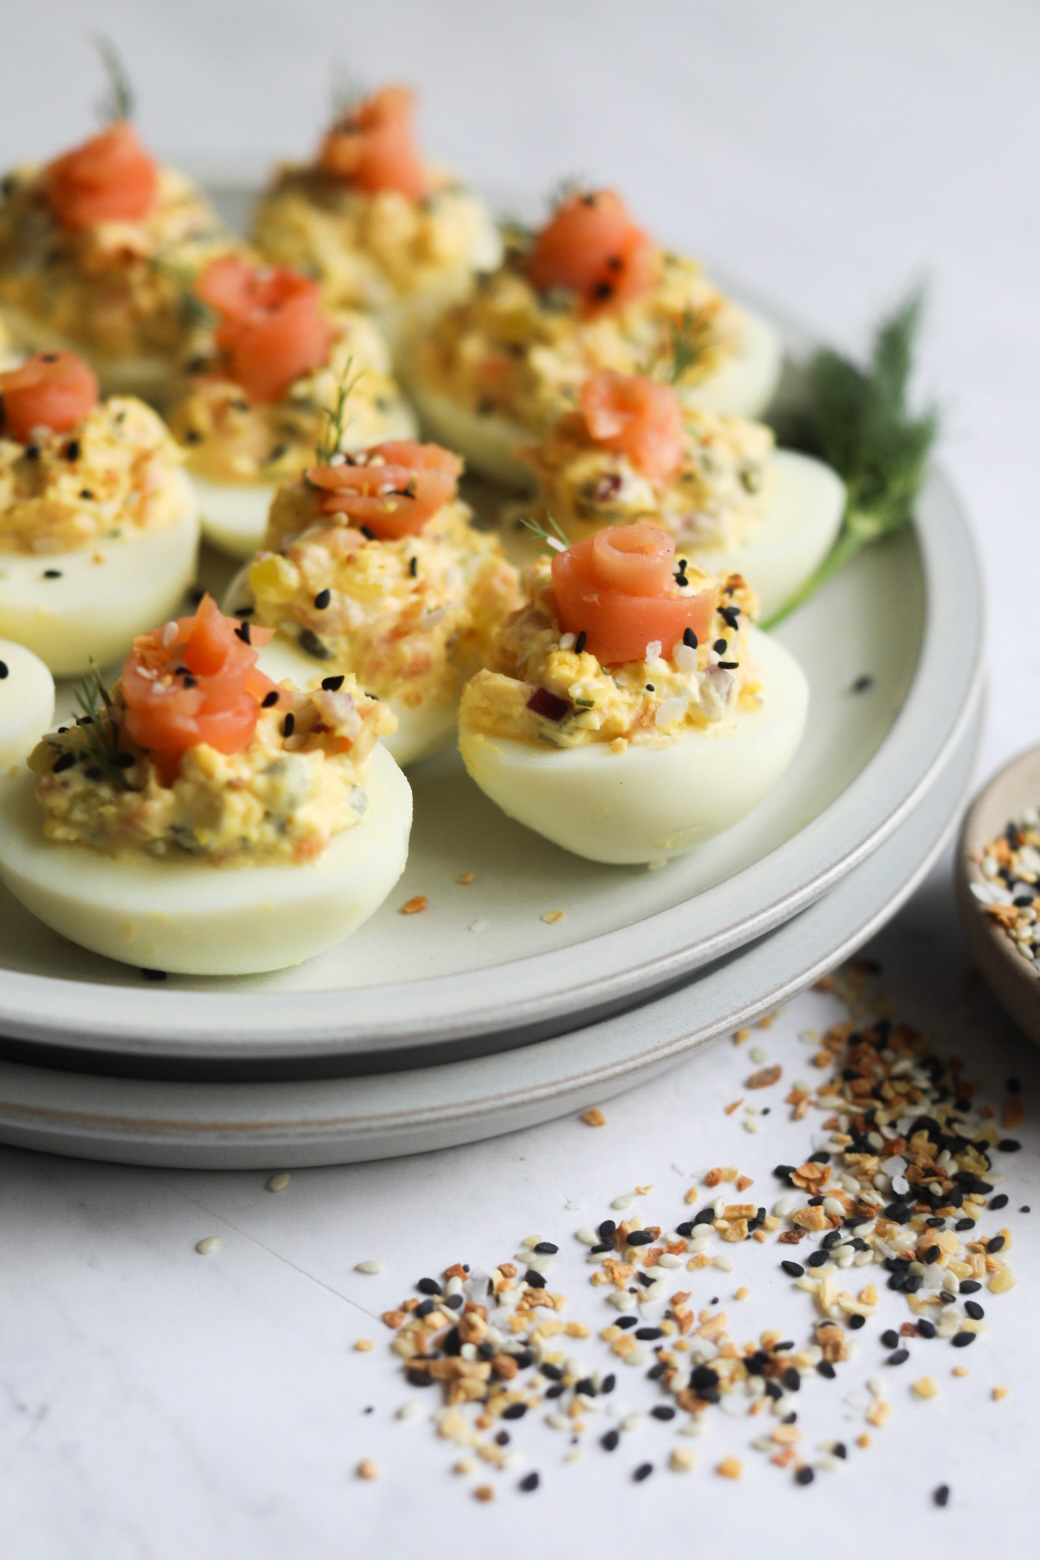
634, 1327, 664, 1341
494, 1429, 510, 1446
951, 1331, 976, 1348
261, 690, 279, 708
916, 1319, 936, 1339
408, 556, 418, 577
415, 1299, 435, 1318
781, 1260, 805, 1278
675, 1221, 694, 1238
79, 488, 94, 500
597, 1219, 616, 1241
601, 1429, 620, 1452
600, 1373, 616, 1394
51, 751, 77, 773
782, 1367, 801, 1392
573, 1378, 596, 1397
281, 712, 295, 738
539, 1362, 563, 1380
997, 1139, 1021, 1152
964, 1300, 984, 1321
574, 630, 587, 655
816, 1361, 836, 1379
543, 1382, 565, 1399
625, 1230, 653, 1246
795, 1467, 815, 1486
887, 1349, 910, 1366
235, 620, 251, 643
589, 1241, 613, 1254
650, 1406, 675, 1421
682, 627, 698, 649
313, 588, 331, 610
954, 1217, 975, 1231
718, 661, 740, 669
923, 1245, 941, 1265
632, 1462, 653, 1483
523, 1269, 546, 1288
321, 674, 345, 691
141, 968, 167, 981
42, 569, 62, 579
848, 1314, 866, 1330
615, 1315, 638, 1330
645, 1361, 667, 1380
881, 1329, 900, 1349
989, 1193, 1009, 1210
692, 1206, 714, 1226
501, 1402, 527, 1420
0, 660, 7, 679
533, 1241, 558, 1254
416, 1277, 440, 1295
64, 439, 81, 462
359, 525, 376, 540
519, 1471, 540, 1493
958, 1279, 982, 1293
986, 1235, 1006, 1253
934, 1484, 951, 1507
713, 638, 728, 655
445, 1294, 463, 1310
807, 1249, 829, 1268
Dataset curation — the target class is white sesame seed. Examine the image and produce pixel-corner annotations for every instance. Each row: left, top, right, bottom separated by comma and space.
355, 1259, 384, 1275
266, 1172, 290, 1192
194, 1236, 220, 1256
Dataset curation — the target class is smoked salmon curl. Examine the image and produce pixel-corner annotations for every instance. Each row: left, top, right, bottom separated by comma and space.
45, 121, 159, 229
551, 522, 716, 665
579, 370, 684, 483
527, 191, 656, 314
0, 351, 99, 442
121, 595, 282, 784
195, 257, 332, 405
318, 86, 429, 200
305, 440, 462, 539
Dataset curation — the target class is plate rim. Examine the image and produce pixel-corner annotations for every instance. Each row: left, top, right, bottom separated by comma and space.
0, 699, 981, 1168
0, 234, 985, 1060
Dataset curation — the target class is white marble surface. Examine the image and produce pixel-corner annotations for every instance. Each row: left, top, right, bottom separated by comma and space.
1, 1, 1039, 1555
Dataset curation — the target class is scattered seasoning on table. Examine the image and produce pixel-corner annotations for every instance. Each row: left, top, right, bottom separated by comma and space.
541, 909, 566, 925
355, 1259, 385, 1275
352, 962, 1020, 1500
194, 1236, 220, 1256
266, 1172, 290, 1193
400, 896, 428, 915
356, 1458, 379, 1481
970, 807, 1040, 971
581, 1108, 607, 1127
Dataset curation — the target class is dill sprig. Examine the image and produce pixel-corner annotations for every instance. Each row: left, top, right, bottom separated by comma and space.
314, 356, 366, 464
329, 63, 366, 123
547, 174, 587, 214
661, 307, 702, 384
764, 289, 941, 629
72, 665, 133, 791
520, 511, 570, 551
93, 35, 135, 125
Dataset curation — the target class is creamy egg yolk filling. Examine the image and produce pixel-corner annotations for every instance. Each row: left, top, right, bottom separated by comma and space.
521, 406, 775, 551
0, 167, 236, 361
0, 397, 187, 554
416, 250, 739, 430
459, 554, 759, 751
253, 173, 496, 310
167, 312, 411, 485
248, 493, 520, 710
29, 675, 394, 866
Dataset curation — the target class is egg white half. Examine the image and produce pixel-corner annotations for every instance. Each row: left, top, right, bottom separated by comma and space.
1, 305, 174, 407
238, 618, 456, 769
0, 741, 412, 975
0, 639, 55, 773
682, 451, 845, 621
409, 302, 785, 490
192, 400, 419, 561
459, 627, 808, 865
0, 471, 200, 677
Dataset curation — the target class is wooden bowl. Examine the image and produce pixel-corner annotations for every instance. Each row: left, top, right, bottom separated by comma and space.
957, 744, 1040, 1046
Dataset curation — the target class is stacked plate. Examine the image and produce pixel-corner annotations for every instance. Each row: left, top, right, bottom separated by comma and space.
0, 223, 984, 1167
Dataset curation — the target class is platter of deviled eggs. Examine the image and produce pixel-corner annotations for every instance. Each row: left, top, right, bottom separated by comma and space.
0, 102, 983, 1112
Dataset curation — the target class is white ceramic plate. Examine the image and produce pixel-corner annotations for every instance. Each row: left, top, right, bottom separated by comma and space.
0, 697, 980, 1167
0, 186, 984, 1065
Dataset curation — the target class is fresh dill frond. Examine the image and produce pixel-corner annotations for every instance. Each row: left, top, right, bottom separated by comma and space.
764, 288, 941, 628
72, 664, 133, 791
93, 35, 135, 124
314, 356, 367, 464
661, 307, 702, 383
546, 173, 588, 214
520, 511, 570, 551
328, 62, 366, 123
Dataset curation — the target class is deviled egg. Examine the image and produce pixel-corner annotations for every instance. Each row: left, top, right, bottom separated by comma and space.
0, 596, 412, 975
0, 57, 239, 405
0, 638, 55, 773
252, 85, 501, 363
0, 351, 199, 676
166, 255, 416, 559
410, 187, 783, 488
516, 368, 844, 620
458, 522, 807, 864
228, 439, 520, 767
